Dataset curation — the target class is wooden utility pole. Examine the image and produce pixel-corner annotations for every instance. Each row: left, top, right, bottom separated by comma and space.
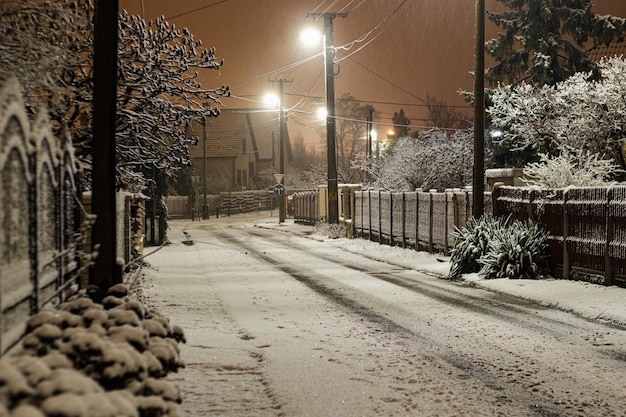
91, 0, 121, 301
473, 0, 485, 218
271, 78, 292, 223
307, 12, 347, 224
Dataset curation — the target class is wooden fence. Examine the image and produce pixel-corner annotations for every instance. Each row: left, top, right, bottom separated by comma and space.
493, 185, 626, 286
293, 184, 626, 286
0, 77, 82, 353
352, 189, 492, 255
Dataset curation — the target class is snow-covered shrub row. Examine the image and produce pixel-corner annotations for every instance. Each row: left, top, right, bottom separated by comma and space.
522, 147, 622, 188
449, 217, 548, 280
488, 57, 626, 169
372, 129, 475, 192
0, 284, 185, 417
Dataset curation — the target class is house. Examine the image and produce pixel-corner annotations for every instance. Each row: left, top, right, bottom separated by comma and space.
587, 38, 626, 62
187, 108, 291, 193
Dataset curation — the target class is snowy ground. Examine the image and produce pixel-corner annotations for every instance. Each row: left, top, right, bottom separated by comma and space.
267, 221, 626, 328
140, 211, 626, 416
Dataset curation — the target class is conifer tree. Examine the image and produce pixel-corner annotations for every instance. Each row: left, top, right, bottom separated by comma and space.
486, 0, 626, 86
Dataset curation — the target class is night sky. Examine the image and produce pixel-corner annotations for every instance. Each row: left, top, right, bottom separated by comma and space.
119, 0, 626, 147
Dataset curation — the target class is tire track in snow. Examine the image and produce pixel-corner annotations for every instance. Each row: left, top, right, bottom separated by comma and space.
214, 228, 570, 417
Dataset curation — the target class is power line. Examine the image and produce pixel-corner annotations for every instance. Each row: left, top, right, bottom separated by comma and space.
166, 0, 231, 20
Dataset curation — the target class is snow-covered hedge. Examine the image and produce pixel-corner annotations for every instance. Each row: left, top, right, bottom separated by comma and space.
0, 284, 185, 417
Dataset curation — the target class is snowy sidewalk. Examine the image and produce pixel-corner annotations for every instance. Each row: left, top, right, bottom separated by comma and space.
254, 216, 626, 328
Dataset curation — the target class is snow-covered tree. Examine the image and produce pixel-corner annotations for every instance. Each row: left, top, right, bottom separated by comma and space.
0, 0, 229, 190
486, 0, 626, 86
367, 129, 475, 192
316, 93, 374, 183
522, 147, 622, 188
488, 57, 626, 167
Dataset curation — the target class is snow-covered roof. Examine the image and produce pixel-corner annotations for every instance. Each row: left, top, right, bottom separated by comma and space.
588, 38, 626, 62
187, 108, 288, 161
187, 110, 247, 159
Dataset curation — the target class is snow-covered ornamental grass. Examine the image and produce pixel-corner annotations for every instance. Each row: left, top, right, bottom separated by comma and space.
449, 216, 549, 280
0, 284, 186, 417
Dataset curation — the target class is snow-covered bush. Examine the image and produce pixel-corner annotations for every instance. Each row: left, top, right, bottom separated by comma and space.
488, 57, 626, 167
0, 284, 185, 417
449, 217, 504, 279
449, 217, 548, 280
372, 129, 475, 191
522, 147, 622, 188
478, 221, 548, 280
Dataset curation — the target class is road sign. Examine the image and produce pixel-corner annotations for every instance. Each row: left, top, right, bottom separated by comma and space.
273, 184, 285, 196
273, 173, 284, 184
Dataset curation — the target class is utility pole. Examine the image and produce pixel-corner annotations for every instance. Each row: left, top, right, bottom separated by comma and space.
473, 0, 485, 218
91, 0, 120, 301
366, 106, 374, 158
271, 78, 292, 223
307, 12, 347, 224
202, 118, 208, 219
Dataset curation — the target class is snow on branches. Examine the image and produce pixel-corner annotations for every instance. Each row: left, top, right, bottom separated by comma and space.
366, 129, 475, 192
488, 57, 626, 173
0, 0, 230, 191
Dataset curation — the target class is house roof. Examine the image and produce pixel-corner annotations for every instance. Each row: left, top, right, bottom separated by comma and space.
588, 38, 626, 62
187, 110, 247, 159
187, 108, 290, 161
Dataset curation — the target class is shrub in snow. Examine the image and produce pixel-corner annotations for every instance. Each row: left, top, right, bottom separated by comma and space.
478, 221, 548, 280
449, 217, 504, 279
365, 129, 476, 191
522, 147, 622, 188
449, 217, 548, 280
0, 283, 185, 416
488, 57, 626, 169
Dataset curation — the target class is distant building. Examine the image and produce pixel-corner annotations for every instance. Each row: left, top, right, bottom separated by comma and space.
186, 108, 291, 193
588, 38, 626, 62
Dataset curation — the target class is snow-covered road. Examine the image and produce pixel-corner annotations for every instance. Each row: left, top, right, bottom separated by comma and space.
141, 215, 626, 416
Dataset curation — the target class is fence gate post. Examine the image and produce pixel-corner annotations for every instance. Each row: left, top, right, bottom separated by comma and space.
605, 186, 615, 285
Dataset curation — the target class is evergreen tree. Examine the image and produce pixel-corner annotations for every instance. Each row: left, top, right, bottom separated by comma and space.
486, 0, 626, 86
392, 109, 410, 138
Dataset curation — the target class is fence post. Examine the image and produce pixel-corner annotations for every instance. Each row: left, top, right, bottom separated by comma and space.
605, 185, 615, 286
443, 191, 449, 256
492, 182, 503, 218
389, 192, 394, 246
429, 191, 434, 254
563, 188, 570, 279
528, 189, 536, 222
415, 190, 420, 251
401, 192, 407, 249
367, 190, 373, 240
378, 190, 382, 244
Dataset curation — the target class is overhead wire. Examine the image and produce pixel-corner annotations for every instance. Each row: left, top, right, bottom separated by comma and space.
166, 0, 232, 20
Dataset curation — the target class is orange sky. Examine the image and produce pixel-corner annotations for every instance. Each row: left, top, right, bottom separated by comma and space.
118, 0, 626, 148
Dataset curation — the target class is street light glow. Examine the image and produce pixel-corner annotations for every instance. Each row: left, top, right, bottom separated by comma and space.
300, 27, 321, 47
316, 107, 327, 120
263, 93, 280, 107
